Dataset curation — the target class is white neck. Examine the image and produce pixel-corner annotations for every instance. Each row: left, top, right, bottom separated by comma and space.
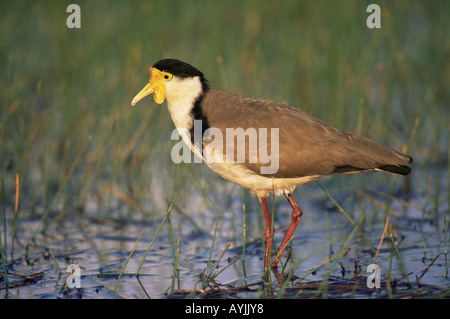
165, 76, 203, 130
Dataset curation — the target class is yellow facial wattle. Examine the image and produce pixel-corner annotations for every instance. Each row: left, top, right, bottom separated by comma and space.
131, 67, 172, 106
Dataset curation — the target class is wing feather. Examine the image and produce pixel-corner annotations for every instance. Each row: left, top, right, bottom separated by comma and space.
200, 90, 412, 178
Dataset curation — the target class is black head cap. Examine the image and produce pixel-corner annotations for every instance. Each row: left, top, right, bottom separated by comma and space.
153, 59, 209, 91
152, 59, 200, 78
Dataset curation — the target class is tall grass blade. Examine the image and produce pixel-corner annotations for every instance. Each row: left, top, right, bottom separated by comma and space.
241, 204, 247, 277
317, 181, 375, 254
49, 249, 61, 274
205, 213, 221, 278
373, 214, 390, 264
137, 203, 173, 276
388, 231, 410, 284
114, 229, 145, 293
168, 239, 180, 295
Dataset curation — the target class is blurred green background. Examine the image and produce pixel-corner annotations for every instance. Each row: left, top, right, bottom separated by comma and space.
0, 0, 448, 229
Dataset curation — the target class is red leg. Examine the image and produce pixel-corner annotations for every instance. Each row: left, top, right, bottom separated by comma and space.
259, 196, 273, 281
272, 193, 303, 269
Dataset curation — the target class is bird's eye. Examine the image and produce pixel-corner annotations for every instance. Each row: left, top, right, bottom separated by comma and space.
163, 73, 173, 81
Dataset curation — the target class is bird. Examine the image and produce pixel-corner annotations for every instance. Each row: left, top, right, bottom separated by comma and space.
131, 58, 413, 282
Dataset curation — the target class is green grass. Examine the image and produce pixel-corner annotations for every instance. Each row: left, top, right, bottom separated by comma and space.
0, 0, 448, 298
1, 0, 448, 211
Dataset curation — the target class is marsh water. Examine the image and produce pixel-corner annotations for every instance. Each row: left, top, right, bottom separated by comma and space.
1, 163, 448, 299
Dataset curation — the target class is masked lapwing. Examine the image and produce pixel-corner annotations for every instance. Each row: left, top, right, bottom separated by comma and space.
131, 59, 413, 281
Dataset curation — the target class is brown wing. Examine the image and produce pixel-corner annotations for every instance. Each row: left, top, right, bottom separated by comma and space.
200, 90, 412, 178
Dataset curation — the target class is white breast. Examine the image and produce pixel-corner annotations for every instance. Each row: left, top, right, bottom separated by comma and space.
165, 76, 203, 130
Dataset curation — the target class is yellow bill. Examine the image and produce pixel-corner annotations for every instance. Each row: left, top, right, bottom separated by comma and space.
131, 67, 168, 106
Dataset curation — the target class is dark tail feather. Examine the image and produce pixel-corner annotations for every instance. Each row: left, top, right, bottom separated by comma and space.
332, 164, 412, 175
378, 155, 413, 175
378, 164, 412, 175
332, 155, 413, 176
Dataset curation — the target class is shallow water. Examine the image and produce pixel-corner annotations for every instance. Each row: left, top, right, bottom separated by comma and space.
1, 166, 449, 299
